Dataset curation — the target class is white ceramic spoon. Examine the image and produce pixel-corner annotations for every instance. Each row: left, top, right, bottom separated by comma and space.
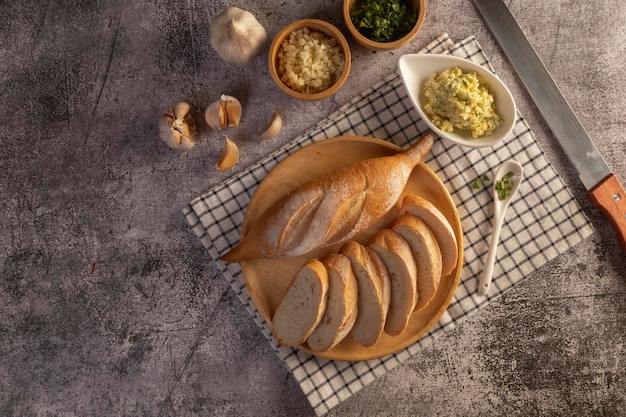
477, 160, 524, 296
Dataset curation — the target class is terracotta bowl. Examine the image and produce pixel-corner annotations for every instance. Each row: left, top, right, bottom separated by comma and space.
268, 19, 351, 101
343, 0, 425, 51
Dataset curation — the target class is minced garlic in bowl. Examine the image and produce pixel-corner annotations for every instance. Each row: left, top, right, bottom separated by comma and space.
277, 27, 346, 94
269, 19, 352, 101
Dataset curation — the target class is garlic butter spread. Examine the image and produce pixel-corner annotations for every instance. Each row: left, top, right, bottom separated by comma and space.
423, 67, 503, 138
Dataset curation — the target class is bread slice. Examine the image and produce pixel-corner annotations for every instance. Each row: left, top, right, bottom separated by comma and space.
369, 229, 418, 336
392, 214, 442, 312
306, 254, 358, 352
400, 194, 458, 276
271, 259, 329, 346
339, 241, 390, 347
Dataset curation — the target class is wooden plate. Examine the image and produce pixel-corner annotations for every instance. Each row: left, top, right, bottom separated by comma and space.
241, 136, 463, 361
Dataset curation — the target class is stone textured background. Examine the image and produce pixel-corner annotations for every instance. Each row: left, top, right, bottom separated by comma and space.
1, 0, 625, 416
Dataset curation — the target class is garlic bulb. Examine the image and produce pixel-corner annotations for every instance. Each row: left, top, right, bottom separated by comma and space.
205, 95, 242, 130
210, 7, 267, 64
159, 102, 197, 150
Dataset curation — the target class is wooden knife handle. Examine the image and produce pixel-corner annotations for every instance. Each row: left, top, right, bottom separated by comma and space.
588, 173, 626, 254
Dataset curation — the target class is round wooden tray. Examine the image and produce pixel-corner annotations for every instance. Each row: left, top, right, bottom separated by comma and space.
241, 136, 463, 361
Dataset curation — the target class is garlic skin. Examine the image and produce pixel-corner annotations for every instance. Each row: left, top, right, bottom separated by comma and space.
159, 102, 197, 150
258, 110, 283, 141
210, 7, 267, 64
216, 135, 239, 171
205, 95, 242, 129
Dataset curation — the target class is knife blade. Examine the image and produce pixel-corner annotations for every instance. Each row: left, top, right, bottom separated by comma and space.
473, 0, 626, 254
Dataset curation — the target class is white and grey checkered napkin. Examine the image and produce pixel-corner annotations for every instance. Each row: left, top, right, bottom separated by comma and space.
183, 33, 595, 416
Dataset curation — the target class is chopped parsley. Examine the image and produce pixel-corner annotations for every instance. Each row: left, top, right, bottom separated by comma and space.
472, 171, 516, 201
350, 0, 418, 43
472, 174, 490, 190
495, 171, 515, 201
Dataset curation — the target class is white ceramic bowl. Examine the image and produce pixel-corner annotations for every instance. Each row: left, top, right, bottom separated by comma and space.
399, 54, 516, 148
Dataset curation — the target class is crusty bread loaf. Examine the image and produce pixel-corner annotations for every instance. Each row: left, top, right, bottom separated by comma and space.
369, 229, 418, 336
221, 131, 435, 262
271, 259, 329, 346
339, 241, 390, 347
306, 254, 358, 352
392, 214, 442, 313
400, 194, 458, 276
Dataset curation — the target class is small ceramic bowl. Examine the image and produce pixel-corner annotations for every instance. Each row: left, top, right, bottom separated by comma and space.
343, 0, 425, 51
268, 19, 351, 101
399, 54, 517, 148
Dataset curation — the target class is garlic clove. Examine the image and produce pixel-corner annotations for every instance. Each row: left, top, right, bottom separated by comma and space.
205, 101, 226, 130
159, 114, 179, 147
216, 135, 239, 171
159, 102, 196, 150
172, 102, 191, 120
220, 95, 242, 127
178, 135, 196, 151
210, 7, 267, 64
258, 110, 283, 141
164, 127, 183, 149
205, 95, 242, 129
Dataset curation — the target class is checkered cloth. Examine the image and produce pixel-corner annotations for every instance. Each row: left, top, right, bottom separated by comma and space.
183, 34, 595, 416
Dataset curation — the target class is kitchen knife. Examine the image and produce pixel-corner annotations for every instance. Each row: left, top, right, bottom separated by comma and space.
473, 0, 626, 254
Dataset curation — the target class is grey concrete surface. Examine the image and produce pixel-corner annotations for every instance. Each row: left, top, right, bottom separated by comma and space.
1, 0, 625, 416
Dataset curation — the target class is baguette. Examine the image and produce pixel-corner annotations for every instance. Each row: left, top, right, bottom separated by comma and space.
369, 229, 418, 336
399, 194, 458, 276
271, 259, 329, 346
306, 254, 358, 352
339, 241, 390, 347
221, 131, 435, 262
392, 214, 442, 312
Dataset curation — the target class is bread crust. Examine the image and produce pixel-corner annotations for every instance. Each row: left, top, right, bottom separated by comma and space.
221, 131, 434, 262
271, 259, 329, 346
392, 214, 442, 313
400, 194, 458, 276
306, 254, 358, 352
370, 229, 418, 336
340, 241, 390, 347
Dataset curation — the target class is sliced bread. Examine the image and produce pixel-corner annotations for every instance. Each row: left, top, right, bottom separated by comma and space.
306, 254, 358, 352
369, 228, 418, 336
400, 194, 458, 276
272, 259, 329, 346
392, 214, 443, 312
339, 240, 391, 347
